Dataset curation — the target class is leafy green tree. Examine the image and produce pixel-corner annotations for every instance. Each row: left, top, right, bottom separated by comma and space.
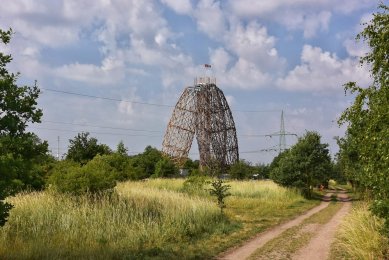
66, 132, 111, 164
130, 146, 162, 178
153, 157, 178, 178
228, 160, 252, 179
1, 28, 47, 226
270, 131, 333, 198
116, 140, 128, 156
338, 4, 389, 232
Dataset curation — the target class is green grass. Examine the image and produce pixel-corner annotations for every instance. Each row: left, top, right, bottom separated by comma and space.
0, 179, 319, 259
248, 202, 342, 260
330, 202, 389, 260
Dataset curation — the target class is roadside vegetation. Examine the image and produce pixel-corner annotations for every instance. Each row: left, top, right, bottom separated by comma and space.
0, 179, 317, 259
330, 202, 389, 259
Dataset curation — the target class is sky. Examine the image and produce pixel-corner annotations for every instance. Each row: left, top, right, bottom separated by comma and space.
0, 0, 380, 164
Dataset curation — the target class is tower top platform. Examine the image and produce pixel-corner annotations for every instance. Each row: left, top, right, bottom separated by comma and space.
194, 76, 216, 85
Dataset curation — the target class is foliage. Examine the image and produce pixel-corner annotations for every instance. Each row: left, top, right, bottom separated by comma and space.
153, 157, 179, 178
48, 155, 117, 195
208, 178, 231, 213
270, 131, 333, 198
183, 175, 210, 196
183, 158, 200, 175
228, 160, 252, 179
116, 140, 128, 156
0, 30, 42, 137
1, 28, 48, 226
338, 4, 389, 232
127, 146, 163, 179
66, 132, 112, 164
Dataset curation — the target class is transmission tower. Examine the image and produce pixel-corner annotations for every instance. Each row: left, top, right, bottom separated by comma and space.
266, 110, 297, 153
162, 65, 239, 171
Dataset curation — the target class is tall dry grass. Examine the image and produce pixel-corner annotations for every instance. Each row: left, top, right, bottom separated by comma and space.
331, 202, 389, 260
0, 185, 222, 259
0, 179, 311, 259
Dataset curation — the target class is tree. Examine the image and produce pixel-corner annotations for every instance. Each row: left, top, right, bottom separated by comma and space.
0, 30, 42, 137
153, 157, 178, 178
130, 146, 163, 177
66, 132, 111, 164
208, 179, 231, 214
116, 140, 128, 156
270, 131, 333, 198
228, 160, 252, 179
1, 28, 47, 226
338, 4, 389, 232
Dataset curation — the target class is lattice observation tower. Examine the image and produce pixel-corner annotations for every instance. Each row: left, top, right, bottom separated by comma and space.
162, 70, 239, 170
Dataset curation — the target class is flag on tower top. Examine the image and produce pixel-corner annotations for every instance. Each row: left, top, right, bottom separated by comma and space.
204, 64, 211, 68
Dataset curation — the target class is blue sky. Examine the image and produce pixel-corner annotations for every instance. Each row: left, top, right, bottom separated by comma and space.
0, 0, 379, 163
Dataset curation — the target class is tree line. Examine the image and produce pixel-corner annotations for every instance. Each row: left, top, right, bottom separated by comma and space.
337, 4, 389, 234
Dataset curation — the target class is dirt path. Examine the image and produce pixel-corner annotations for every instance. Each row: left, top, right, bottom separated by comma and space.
218, 201, 330, 260
219, 191, 351, 260
291, 201, 351, 260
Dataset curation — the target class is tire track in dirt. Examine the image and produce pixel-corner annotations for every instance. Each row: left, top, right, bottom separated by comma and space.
291, 201, 351, 260
218, 201, 330, 260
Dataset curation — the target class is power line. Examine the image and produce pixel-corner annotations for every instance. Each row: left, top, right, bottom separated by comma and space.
41, 88, 174, 108
42, 120, 161, 133
41, 88, 280, 113
39, 121, 270, 138
29, 126, 163, 137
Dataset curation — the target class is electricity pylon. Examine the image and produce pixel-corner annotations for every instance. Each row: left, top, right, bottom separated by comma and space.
265, 110, 297, 154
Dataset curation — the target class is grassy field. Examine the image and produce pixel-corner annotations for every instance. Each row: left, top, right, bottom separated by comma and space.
0, 179, 318, 259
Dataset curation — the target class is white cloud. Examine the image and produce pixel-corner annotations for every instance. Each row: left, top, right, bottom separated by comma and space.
228, 0, 375, 37
229, 0, 375, 17
210, 50, 272, 90
193, 0, 227, 39
277, 45, 371, 91
224, 21, 284, 71
161, 0, 192, 15
54, 57, 125, 85
343, 38, 369, 57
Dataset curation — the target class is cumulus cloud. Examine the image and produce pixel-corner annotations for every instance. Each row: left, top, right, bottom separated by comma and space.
210, 48, 272, 89
277, 45, 371, 91
193, 0, 227, 39
224, 21, 284, 71
228, 0, 375, 37
161, 0, 192, 15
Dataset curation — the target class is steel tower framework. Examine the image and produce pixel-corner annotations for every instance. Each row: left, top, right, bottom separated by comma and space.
162, 77, 239, 170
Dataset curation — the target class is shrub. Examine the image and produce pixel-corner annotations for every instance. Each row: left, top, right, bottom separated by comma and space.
208, 179, 231, 213
153, 157, 178, 178
48, 156, 117, 195
183, 175, 210, 196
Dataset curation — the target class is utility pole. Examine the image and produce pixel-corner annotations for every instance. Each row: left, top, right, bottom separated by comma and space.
266, 110, 297, 154
57, 136, 60, 160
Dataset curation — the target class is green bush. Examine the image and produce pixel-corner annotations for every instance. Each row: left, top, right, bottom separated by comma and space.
153, 157, 178, 178
183, 175, 210, 196
48, 156, 117, 195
